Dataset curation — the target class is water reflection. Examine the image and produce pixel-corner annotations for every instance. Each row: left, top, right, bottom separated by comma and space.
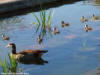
18, 58, 48, 65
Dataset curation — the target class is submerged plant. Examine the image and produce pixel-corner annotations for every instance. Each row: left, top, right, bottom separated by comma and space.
33, 8, 54, 38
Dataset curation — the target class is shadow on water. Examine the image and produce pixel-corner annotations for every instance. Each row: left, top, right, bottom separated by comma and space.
18, 58, 48, 65
0, 0, 84, 19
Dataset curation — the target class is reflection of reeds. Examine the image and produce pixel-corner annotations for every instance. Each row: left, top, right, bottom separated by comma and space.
33, 8, 54, 38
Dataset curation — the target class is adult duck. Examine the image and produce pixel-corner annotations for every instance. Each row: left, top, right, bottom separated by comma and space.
2, 34, 10, 40
81, 16, 88, 22
61, 21, 69, 27
6, 43, 48, 61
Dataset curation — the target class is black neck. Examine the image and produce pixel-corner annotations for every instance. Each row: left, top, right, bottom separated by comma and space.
12, 45, 16, 54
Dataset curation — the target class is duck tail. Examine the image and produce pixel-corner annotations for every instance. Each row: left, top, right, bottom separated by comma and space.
40, 50, 48, 53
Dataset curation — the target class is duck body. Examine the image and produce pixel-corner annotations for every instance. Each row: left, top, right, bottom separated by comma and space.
6, 43, 48, 61
2, 35, 10, 40
61, 21, 69, 27
10, 50, 47, 61
81, 16, 88, 22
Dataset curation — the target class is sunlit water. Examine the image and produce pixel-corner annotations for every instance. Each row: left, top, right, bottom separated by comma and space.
1, 0, 100, 75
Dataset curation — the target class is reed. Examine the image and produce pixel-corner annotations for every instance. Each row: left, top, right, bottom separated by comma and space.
0, 58, 8, 75
33, 8, 54, 38
8, 54, 17, 72
0, 54, 19, 74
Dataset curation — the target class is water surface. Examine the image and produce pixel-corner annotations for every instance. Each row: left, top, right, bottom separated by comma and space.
0, 0, 100, 75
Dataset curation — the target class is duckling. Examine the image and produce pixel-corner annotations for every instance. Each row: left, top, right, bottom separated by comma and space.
61, 21, 69, 27
92, 14, 99, 21
53, 27, 60, 35
37, 35, 43, 44
81, 16, 88, 22
2, 34, 10, 40
6, 43, 48, 61
85, 24, 92, 31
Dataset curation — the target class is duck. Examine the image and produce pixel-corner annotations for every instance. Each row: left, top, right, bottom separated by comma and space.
6, 43, 48, 61
85, 24, 92, 32
61, 21, 69, 27
81, 16, 88, 22
92, 14, 99, 21
53, 27, 60, 35
37, 35, 43, 44
2, 34, 10, 40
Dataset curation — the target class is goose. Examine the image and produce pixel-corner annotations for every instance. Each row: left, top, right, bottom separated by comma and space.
6, 43, 48, 61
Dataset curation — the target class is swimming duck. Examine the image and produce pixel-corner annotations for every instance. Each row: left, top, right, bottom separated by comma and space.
92, 14, 99, 21
61, 21, 69, 27
81, 16, 88, 22
6, 43, 48, 61
37, 35, 43, 44
53, 27, 60, 34
2, 34, 10, 40
85, 24, 92, 31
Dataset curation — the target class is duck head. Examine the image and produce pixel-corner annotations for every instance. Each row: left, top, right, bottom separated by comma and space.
6, 43, 16, 54
6, 43, 15, 48
85, 24, 88, 28
61, 21, 64, 24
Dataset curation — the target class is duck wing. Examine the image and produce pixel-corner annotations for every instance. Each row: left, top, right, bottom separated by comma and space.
18, 50, 48, 58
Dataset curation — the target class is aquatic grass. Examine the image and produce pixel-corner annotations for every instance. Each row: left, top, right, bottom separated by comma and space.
33, 8, 54, 38
0, 54, 20, 73
8, 54, 17, 72
0, 58, 8, 74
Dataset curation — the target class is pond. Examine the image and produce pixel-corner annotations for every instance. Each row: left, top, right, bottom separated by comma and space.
0, 0, 100, 75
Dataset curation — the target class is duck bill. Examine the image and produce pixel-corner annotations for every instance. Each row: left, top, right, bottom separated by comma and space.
6, 44, 10, 48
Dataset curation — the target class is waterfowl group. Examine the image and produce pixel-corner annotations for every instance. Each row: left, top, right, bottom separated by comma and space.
81, 14, 99, 32
6, 43, 48, 61
61, 21, 69, 27
2, 34, 10, 40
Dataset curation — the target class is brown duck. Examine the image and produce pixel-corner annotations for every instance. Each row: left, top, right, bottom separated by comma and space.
61, 21, 69, 27
85, 24, 92, 32
2, 34, 10, 40
37, 35, 43, 44
53, 27, 60, 35
92, 14, 99, 21
81, 16, 88, 22
6, 43, 48, 61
